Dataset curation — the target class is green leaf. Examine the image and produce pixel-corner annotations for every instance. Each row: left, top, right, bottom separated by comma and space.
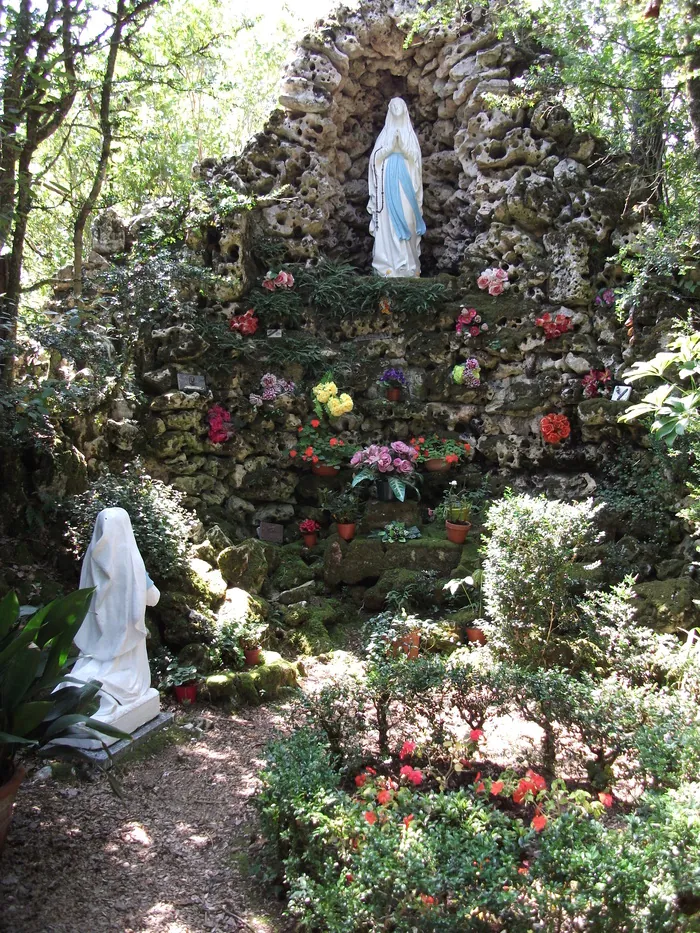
351, 468, 373, 488
0, 591, 19, 641
388, 476, 406, 502
44, 713, 131, 743
0, 731, 36, 746
10, 701, 53, 737
1, 647, 42, 712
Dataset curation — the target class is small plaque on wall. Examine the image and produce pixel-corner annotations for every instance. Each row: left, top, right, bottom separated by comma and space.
611, 385, 632, 402
267, 328, 283, 339
355, 334, 392, 343
258, 522, 285, 544
177, 373, 206, 392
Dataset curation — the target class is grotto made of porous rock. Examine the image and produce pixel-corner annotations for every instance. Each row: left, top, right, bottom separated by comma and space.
27, 0, 700, 676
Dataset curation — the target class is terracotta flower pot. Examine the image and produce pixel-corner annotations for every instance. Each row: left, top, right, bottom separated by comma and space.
385, 387, 401, 402
391, 630, 421, 660
0, 765, 26, 855
337, 522, 356, 541
466, 627, 487, 645
303, 533, 318, 548
174, 683, 197, 705
424, 458, 450, 473
244, 646, 262, 667
312, 463, 339, 477
445, 520, 471, 544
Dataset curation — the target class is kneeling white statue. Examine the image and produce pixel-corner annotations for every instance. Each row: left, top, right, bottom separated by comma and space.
368, 97, 426, 278
71, 507, 161, 743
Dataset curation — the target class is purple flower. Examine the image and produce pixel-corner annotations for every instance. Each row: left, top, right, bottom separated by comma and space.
465, 358, 479, 370
261, 373, 277, 389
262, 386, 276, 401
350, 450, 366, 467
249, 394, 263, 407
393, 458, 413, 473
377, 452, 394, 472
602, 288, 615, 306
380, 367, 407, 387
391, 440, 413, 456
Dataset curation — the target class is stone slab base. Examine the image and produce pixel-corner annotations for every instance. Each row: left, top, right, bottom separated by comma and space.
77, 712, 174, 768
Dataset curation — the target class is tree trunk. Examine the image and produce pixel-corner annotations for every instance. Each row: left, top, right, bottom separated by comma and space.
686, 2, 700, 174
72, 0, 128, 297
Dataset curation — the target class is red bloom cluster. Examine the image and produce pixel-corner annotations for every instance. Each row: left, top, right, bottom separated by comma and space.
512, 769, 547, 804
299, 518, 320, 534
535, 311, 573, 340
207, 405, 231, 444
456, 307, 487, 338
540, 413, 571, 445
582, 368, 612, 399
229, 309, 258, 336
399, 740, 417, 760
400, 765, 423, 786
262, 270, 295, 291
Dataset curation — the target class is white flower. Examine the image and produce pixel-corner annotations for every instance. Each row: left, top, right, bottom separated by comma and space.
450, 480, 457, 486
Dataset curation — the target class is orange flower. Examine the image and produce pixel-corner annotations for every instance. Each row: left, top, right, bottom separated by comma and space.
312, 455, 319, 464
490, 780, 504, 796
364, 810, 377, 825
311, 419, 320, 428
304, 446, 314, 457
531, 811, 548, 833
518, 866, 528, 875
403, 814, 414, 829
377, 789, 391, 805
289, 450, 297, 458
598, 791, 613, 808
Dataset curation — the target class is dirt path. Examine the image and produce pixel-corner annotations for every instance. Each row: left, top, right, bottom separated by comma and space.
0, 656, 346, 933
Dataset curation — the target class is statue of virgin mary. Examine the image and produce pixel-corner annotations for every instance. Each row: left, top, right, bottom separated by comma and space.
368, 98, 426, 278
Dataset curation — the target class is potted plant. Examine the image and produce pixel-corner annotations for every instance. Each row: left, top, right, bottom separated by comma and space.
452, 358, 481, 387
378, 367, 408, 402
0, 590, 129, 853
238, 613, 268, 667
299, 518, 321, 547
350, 441, 421, 502
370, 521, 422, 543
365, 610, 437, 662
439, 481, 472, 544
161, 662, 200, 705
411, 434, 472, 473
319, 487, 364, 541
289, 421, 353, 477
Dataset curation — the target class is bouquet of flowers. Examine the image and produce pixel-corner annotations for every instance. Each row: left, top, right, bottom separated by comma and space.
477, 267, 509, 296
312, 374, 354, 420
535, 311, 573, 340
378, 367, 408, 389
250, 372, 295, 407
410, 434, 471, 465
350, 441, 421, 502
289, 420, 351, 467
207, 405, 233, 444
299, 518, 320, 535
229, 309, 259, 336
595, 288, 615, 308
452, 359, 481, 387
540, 413, 571, 444
581, 369, 612, 399
262, 269, 295, 291
456, 307, 488, 338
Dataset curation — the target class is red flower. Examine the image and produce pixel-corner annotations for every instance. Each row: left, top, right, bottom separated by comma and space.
338, 440, 345, 446
345, 873, 353, 883
297, 425, 303, 432
598, 792, 613, 808
364, 811, 377, 825
540, 413, 571, 445
403, 814, 414, 829
418, 436, 425, 443
289, 450, 297, 458
229, 309, 259, 335
531, 811, 548, 833
445, 453, 458, 465
469, 728, 484, 743
517, 866, 528, 875
299, 518, 320, 534
377, 789, 391, 805
400, 765, 423, 785
355, 773, 367, 788
513, 779, 536, 805
525, 769, 546, 791
365, 767, 377, 775
329, 437, 338, 447
399, 740, 417, 760
490, 780, 504, 796
463, 443, 471, 452
311, 419, 320, 428
304, 446, 314, 457
420, 894, 436, 906
312, 455, 319, 464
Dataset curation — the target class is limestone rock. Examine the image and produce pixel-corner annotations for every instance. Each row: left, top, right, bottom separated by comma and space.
217, 539, 269, 593
91, 208, 126, 255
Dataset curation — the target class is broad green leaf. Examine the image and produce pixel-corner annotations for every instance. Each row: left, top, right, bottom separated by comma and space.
0, 591, 19, 641
1, 647, 42, 712
44, 713, 130, 743
388, 476, 406, 502
11, 701, 53, 737
0, 731, 36, 746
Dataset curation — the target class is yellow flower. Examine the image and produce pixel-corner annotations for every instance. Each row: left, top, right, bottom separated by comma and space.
337, 393, 353, 413
313, 381, 338, 404
327, 393, 353, 418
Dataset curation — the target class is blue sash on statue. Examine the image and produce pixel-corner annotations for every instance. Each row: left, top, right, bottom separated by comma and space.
385, 152, 426, 241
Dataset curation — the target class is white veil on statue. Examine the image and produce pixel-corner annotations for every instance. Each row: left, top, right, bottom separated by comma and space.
71, 507, 160, 732
368, 97, 426, 278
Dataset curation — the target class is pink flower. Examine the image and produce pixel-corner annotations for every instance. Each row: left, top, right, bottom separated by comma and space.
477, 273, 491, 290
493, 268, 508, 282
469, 326, 480, 337
262, 277, 275, 291
469, 728, 484, 743
350, 450, 365, 467
376, 453, 394, 472
274, 270, 294, 288
393, 458, 413, 474
399, 740, 417, 760
598, 792, 613, 808
488, 281, 504, 296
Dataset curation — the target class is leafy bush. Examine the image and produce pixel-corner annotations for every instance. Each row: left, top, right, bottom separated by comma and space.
481, 492, 601, 670
62, 462, 195, 580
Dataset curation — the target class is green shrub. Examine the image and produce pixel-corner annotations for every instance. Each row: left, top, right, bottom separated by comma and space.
481, 492, 601, 670
62, 462, 195, 580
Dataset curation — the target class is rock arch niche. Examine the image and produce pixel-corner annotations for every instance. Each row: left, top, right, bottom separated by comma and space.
199, 0, 643, 304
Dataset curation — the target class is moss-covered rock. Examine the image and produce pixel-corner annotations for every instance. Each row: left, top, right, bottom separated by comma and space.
188, 558, 227, 600
634, 577, 700, 632
324, 538, 386, 586
156, 592, 216, 648
203, 651, 300, 704
363, 568, 427, 612
177, 642, 219, 673
271, 552, 315, 591
217, 539, 268, 592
